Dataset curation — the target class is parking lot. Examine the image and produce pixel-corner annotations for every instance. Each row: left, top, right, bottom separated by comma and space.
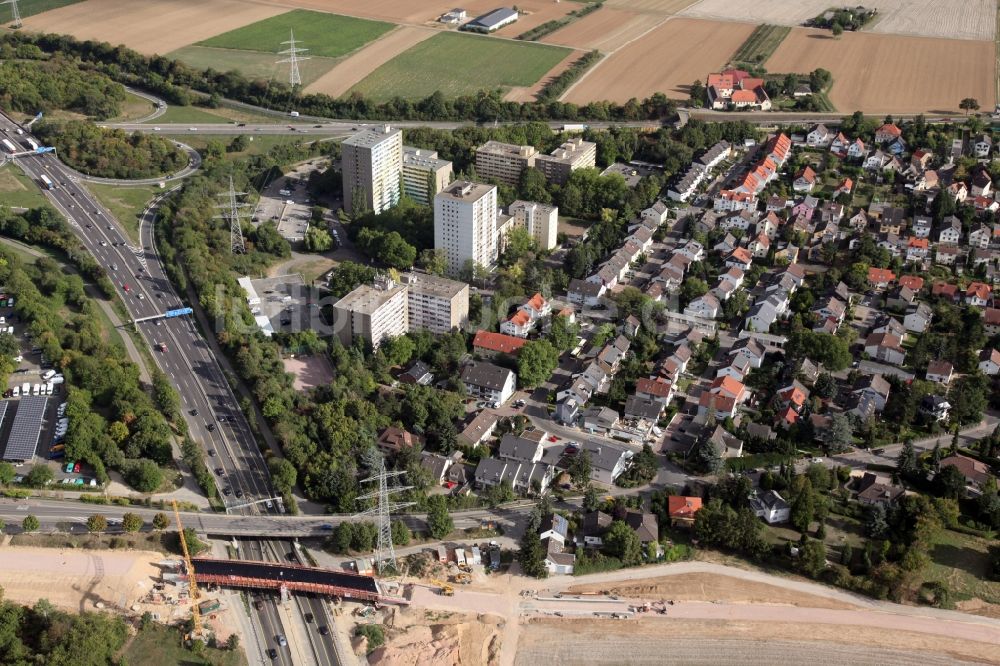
247, 274, 314, 334
254, 160, 329, 243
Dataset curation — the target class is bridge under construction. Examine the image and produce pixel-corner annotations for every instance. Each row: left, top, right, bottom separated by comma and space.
184, 558, 405, 604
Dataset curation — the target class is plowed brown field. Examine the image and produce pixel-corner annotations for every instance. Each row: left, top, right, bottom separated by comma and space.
562, 18, 755, 103
765, 29, 996, 114
604, 0, 701, 15
20, 0, 286, 54
305, 26, 434, 96
543, 7, 661, 52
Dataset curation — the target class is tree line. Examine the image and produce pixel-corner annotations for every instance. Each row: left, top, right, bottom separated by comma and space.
34, 120, 187, 180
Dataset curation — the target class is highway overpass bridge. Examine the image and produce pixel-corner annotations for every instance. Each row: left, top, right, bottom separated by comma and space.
186, 558, 406, 604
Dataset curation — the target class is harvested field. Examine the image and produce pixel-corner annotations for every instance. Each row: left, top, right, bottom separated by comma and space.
305, 26, 435, 97
254, 0, 504, 24
562, 18, 755, 104
542, 7, 660, 52
603, 0, 701, 15
10, 0, 83, 20
679, 0, 995, 40
19, 0, 287, 55
516, 619, 993, 665
505, 49, 582, 102
170, 46, 339, 87
350, 32, 571, 101
567, 572, 858, 610
765, 29, 996, 114
491, 0, 579, 39
0, 545, 161, 613
196, 9, 394, 59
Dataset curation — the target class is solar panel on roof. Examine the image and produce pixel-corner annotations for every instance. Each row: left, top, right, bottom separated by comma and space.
3, 396, 47, 462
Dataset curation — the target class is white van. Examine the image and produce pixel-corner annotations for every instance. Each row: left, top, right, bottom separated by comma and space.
44, 383, 53, 396
50, 375, 64, 385
21, 382, 29, 394
31, 384, 40, 395
42, 369, 56, 381
11, 386, 19, 397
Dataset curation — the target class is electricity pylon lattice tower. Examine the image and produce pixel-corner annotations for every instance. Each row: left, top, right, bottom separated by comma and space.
215, 176, 252, 254
2, 0, 21, 29
277, 29, 309, 87
356, 453, 414, 575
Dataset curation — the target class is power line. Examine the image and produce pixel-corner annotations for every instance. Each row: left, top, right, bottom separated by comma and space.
277, 29, 309, 88
355, 452, 414, 575
214, 176, 252, 254
2, 0, 21, 29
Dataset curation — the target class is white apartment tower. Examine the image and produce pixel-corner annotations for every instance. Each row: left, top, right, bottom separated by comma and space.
509, 200, 559, 250
332, 274, 408, 350
341, 125, 403, 215
434, 180, 498, 275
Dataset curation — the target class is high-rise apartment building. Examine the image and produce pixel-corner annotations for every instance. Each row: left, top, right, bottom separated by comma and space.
535, 137, 597, 185
434, 180, 498, 275
475, 141, 537, 186
332, 274, 408, 350
509, 200, 559, 250
341, 125, 403, 215
400, 272, 469, 333
334, 272, 469, 348
402, 146, 453, 205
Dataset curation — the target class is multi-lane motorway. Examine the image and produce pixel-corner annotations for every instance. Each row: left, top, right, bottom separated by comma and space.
0, 111, 275, 510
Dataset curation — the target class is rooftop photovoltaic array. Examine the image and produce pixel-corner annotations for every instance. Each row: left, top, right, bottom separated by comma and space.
2, 396, 47, 462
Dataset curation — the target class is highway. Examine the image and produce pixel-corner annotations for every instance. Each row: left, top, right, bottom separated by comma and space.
0, 111, 276, 512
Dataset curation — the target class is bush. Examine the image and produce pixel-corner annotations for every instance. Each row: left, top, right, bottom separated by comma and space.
355, 624, 385, 652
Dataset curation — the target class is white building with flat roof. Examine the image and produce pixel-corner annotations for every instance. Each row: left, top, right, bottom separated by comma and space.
402, 146, 453, 205
342, 125, 403, 215
434, 180, 498, 275
475, 141, 537, 186
400, 271, 469, 334
509, 200, 558, 250
332, 274, 408, 350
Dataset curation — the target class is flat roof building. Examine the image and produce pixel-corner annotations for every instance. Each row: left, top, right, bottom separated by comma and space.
342, 125, 403, 215
402, 146, 453, 205
400, 271, 469, 334
332, 274, 408, 350
475, 141, 537, 186
535, 137, 597, 185
508, 200, 558, 250
434, 180, 499, 275
464, 7, 518, 32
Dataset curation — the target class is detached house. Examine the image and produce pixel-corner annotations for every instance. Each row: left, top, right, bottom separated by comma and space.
938, 217, 962, 244
793, 166, 818, 193
806, 123, 833, 147
966, 281, 992, 308
853, 374, 891, 411
925, 360, 954, 385
501, 292, 550, 337
461, 362, 516, 405
867, 267, 896, 290
864, 332, 906, 365
874, 123, 902, 144
979, 348, 1000, 376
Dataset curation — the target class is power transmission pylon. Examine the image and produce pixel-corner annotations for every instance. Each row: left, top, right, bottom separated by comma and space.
214, 176, 252, 254
355, 453, 414, 575
277, 29, 309, 87
2, 0, 21, 28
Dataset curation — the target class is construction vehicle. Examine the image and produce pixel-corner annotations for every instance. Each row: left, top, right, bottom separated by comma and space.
453, 572, 472, 585
172, 499, 202, 638
430, 579, 454, 596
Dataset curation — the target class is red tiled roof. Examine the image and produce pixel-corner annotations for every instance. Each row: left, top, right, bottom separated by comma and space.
731, 89, 758, 104
838, 177, 853, 192
781, 386, 807, 407
932, 282, 958, 297
984, 308, 1000, 325
967, 281, 992, 300
796, 166, 817, 183
636, 377, 672, 398
907, 238, 929, 249
898, 275, 924, 291
728, 247, 752, 263
525, 292, 547, 312
667, 496, 703, 518
877, 123, 902, 137
473, 330, 527, 354
867, 267, 896, 284
711, 375, 745, 399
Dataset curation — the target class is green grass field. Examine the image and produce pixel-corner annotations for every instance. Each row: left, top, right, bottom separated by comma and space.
924, 529, 1000, 604
170, 45, 338, 88
9, 0, 82, 20
109, 91, 158, 122
151, 104, 242, 125
350, 32, 571, 101
162, 134, 339, 160
196, 9, 393, 59
0, 164, 49, 209
125, 622, 246, 666
87, 183, 160, 243
730, 24, 791, 66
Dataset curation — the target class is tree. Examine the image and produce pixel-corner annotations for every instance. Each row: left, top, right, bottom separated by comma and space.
124, 459, 162, 493
826, 414, 854, 452
226, 634, 240, 650
87, 514, 108, 533
517, 339, 559, 388
791, 479, 816, 533
690, 436, 723, 475
547, 314, 580, 352
583, 485, 600, 512
0, 461, 14, 485
568, 450, 592, 487
897, 440, 917, 478
268, 457, 298, 495
122, 512, 143, 533
152, 512, 170, 530
517, 511, 548, 578
813, 372, 836, 400
800, 538, 827, 578
680, 277, 708, 306
391, 520, 411, 546
604, 520, 643, 566
426, 495, 453, 539
333, 522, 354, 553
935, 464, 967, 499
303, 226, 333, 252
25, 465, 53, 488
959, 97, 980, 115
831, 22, 844, 37
22, 515, 39, 532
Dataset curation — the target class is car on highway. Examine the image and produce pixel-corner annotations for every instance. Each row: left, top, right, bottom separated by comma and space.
190, 408, 198, 416
99, 241, 107, 247
222, 487, 231, 496
235, 489, 244, 498
318, 625, 329, 635
123, 284, 130, 293
276, 635, 287, 647
267, 648, 277, 660
207, 449, 215, 457
110, 264, 118, 271
304, 612, 314, 623
206, 423, 216, 432
157, 343, 167, 352
188, 127, 197, 131
215, 467, 224, 476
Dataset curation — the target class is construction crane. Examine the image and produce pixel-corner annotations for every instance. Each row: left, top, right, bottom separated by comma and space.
172, 499, 202, 637
429, 579, 454, 596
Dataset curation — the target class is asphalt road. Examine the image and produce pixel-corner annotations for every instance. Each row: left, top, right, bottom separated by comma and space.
0, 111, 276, 512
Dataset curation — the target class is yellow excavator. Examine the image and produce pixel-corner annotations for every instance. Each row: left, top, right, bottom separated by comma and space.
430, 579, 454, 596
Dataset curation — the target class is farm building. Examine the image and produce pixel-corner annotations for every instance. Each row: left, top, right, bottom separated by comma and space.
464, 7, 518, 33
